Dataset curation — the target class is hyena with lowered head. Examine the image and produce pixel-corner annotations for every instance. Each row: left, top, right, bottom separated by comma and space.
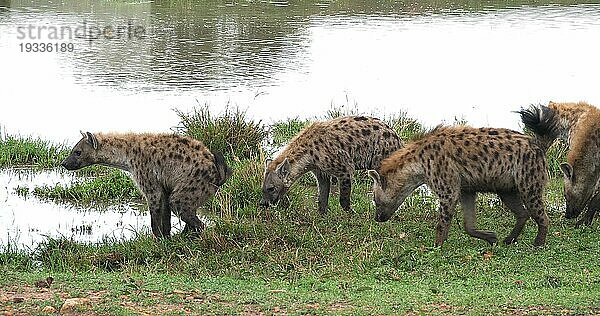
62, 132, 232, 238
368, 126, 549, 247
518, 101, 600, 226
260, 116, 403, 214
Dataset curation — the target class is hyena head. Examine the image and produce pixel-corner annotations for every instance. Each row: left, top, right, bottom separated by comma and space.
260, 158, 292, 207
61, 131, 99, 171
560, 162, 598, 219
368, 164, 422, 222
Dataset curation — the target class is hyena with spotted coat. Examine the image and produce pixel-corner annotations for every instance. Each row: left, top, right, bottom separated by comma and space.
518, 101, 600, 226
369, 126, 549, 247
62, 132, 232, 238
260, 116, 403, 214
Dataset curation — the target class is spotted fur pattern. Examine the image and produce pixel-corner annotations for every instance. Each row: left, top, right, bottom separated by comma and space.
62, 132, 232, 237
518, 101, 600, 226
369, 126, 549, 247
260, 116, 403, 214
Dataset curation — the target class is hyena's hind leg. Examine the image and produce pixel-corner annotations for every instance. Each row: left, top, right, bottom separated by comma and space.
313, 170, 331, 215
499, 192, 529, 245
520, 189, 549, 247
577, 193, 600, 227
169, 187, 209, 236
460, 192, 498, 245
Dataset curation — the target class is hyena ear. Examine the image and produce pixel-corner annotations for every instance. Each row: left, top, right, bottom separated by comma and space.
276, 158, 290, 178
560, 163, 573, 180
85, 132, 99, 150
368, 170, 380, 183
264, 158, 273, 169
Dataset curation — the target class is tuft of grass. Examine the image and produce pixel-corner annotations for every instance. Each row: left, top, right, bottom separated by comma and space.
269, 118, 311, 149
33, 169, 142, 203
0, 132, 67, 168
174, 104, 268, 160
546, 141, 569, 177
0, 243, 34, 272
383, 111, 427, 142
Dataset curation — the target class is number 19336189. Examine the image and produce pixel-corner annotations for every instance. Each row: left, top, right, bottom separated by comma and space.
19, 42, 75, 53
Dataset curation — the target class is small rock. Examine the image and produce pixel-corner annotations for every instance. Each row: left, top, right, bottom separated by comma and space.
42, 306, 56, 313
12, 296, 25, 303
35, 276, 54, 288
60, 298, 91, 313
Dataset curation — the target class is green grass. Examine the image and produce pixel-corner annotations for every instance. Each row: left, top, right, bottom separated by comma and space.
0, 131, 68, 168
31, 168, 142, 203
174, 103, 268, 160
546, 141, 569, 177
1, 110, 598, 314
270, 117, 311, 149
2, 178, 600, 314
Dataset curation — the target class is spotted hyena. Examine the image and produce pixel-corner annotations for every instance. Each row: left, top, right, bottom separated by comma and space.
518, 101, 600, 226
260, 116, 403, 214
368, 126, 549, 247
62, 131, 232, 238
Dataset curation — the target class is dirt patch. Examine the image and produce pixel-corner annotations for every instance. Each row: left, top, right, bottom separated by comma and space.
0, 284, 221, 315
502, 305, 587, 315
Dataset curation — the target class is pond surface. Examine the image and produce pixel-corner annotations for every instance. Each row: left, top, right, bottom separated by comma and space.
0, 168, 185, 249
1, 1, 600, 142
1, 1, 599, 248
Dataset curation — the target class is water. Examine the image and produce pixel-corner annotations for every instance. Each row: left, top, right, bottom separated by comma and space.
1, 1, 599, 142
0, 168, 176, 249
1, 0, 600, 247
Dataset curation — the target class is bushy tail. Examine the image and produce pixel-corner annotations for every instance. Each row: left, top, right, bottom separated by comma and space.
212, 150, 233, 186
516, 104, 558, 139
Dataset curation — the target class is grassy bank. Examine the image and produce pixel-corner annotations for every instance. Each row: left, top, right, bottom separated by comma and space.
0, 107, 593, 315
2, 178, 599, 314
0, 132, 68, 168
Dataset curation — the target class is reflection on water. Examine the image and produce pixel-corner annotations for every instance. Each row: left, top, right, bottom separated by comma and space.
0, 168, 184, 249
0, 1, 599, 142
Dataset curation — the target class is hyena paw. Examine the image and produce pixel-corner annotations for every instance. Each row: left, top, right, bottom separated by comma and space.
483, 232, 498, 245
575, 217, 593, 228
503, 236, 517, 245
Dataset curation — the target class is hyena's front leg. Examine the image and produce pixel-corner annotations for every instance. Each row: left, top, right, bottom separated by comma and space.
461, 192, 497, 245
435, 194, 459, 247
339, 176, 352, 213
314, 170, 331, 215
577, 193, 600, 227
145, 190, 171, 238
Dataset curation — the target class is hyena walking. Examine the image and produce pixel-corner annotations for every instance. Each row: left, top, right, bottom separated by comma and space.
260, 116, 403, 214
369, 126, 549, 247
62, 132, 232, 238
518, 101, 600, 226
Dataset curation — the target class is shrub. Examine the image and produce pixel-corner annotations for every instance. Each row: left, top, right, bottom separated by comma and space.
174, 104, 268, 160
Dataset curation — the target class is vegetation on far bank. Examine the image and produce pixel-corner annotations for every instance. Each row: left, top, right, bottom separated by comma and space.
0, 105, 590, 315
0, 131, 68, 168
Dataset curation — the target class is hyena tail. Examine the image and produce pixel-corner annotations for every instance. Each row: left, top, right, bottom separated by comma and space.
516, 104, 558, 139
211, 150, 233, 186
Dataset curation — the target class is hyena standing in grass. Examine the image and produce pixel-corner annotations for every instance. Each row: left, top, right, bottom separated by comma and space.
260, 116, 403, 214
518, 101, 600, 226
368, 126, 549, 247
62, 132, 232, 238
